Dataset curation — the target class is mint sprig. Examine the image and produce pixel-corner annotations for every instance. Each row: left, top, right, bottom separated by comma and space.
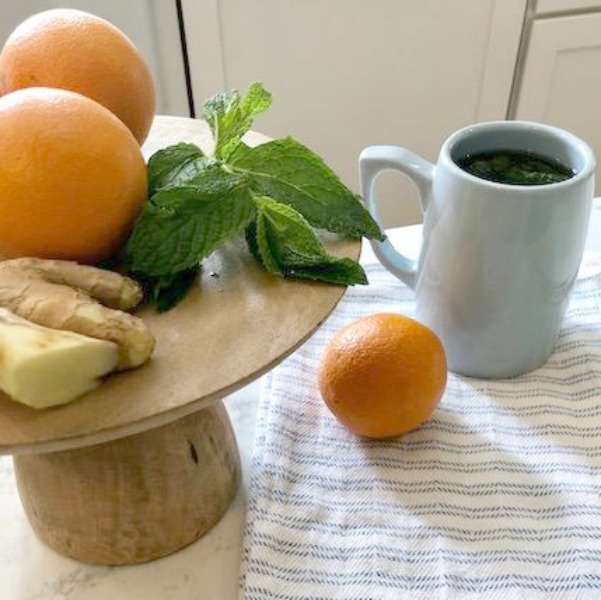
126, 83, 383, 310
204, 81, 272, 160
229, 138, 382, 239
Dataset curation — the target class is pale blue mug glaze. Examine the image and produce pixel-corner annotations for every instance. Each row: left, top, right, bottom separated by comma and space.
359, 121, 595, 379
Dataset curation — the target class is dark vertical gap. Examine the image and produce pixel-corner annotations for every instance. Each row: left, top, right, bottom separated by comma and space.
176, 0, 196, 118
506, 0, 535, 119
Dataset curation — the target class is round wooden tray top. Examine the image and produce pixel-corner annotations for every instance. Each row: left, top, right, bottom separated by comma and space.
0, 116, 360, 456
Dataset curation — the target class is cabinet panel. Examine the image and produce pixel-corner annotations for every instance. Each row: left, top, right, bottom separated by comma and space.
513, 12, 601, 185
183, 0, 524, 226
536, 0, 601, 14
0, 0, 190, 116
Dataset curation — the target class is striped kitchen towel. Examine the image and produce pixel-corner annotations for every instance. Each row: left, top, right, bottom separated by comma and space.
240, 251, 601, 600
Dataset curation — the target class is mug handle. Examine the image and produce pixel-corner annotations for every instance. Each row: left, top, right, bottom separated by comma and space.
359, 146, 434, 290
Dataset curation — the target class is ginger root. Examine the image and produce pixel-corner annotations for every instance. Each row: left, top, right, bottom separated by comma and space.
2, 257, 143, 309
0, 307, 119, 408
0, 258, 156, 408
0, 258, 155, 371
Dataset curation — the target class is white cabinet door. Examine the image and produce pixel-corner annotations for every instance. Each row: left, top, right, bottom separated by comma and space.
535, 0, 601, 13
0, 0, 190, 117
512, 12, 601, 185
182, 0, 525, 226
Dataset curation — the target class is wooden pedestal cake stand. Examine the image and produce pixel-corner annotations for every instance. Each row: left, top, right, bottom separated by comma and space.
0, 116, 359, 565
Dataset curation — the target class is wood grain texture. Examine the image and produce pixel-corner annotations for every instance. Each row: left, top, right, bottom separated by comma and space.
0, 116, 360, 455
13, 401, 240, 565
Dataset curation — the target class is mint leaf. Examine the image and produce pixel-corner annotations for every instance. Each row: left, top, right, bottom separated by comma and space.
135, 267, 200, 312
229, 137, 383, 241
250, 196, 367, 285
245, 221, 283, 276
147, 143, 214, 195
126, 170, 255, 276
287, 261, 367, 286
203, 82, 272, 159
153, 267, 199, 312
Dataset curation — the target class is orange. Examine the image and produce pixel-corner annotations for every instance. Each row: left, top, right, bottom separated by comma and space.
0, 86, 147, 263
0, 8, 155, 144
318, 313, 447, 439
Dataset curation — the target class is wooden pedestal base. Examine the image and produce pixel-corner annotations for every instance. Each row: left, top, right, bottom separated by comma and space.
12, 401, 240, 565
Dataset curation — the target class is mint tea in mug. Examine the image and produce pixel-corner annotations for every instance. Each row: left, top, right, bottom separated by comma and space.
456, 149, 575, 186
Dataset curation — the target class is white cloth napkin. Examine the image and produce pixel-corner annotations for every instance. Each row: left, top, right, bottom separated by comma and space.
240, 251, 601, 600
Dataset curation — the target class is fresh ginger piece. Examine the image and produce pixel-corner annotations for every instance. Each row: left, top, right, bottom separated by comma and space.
0, 257, 143, 309
0, 308, 119, 408
0, 258, 154, 370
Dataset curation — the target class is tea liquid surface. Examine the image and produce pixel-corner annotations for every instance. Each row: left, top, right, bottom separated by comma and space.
456, 150, 574, 185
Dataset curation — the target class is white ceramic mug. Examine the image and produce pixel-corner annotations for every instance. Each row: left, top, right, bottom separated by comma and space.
359, 121, 595, 378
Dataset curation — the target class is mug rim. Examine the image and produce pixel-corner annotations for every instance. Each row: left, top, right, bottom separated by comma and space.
441, 120, 596, 190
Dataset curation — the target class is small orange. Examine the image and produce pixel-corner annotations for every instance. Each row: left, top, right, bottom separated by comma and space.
0, 86, 147, 263
318, 313, 447, 439
0, 8, 155, 143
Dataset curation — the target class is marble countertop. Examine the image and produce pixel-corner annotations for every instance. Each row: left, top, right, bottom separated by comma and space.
3, 200, 601, 600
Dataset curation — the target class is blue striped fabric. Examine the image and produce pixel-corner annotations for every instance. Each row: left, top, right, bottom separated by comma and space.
240, 251, 601, 600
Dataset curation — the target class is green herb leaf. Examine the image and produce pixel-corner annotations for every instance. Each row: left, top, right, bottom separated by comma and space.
286, 261, 367, 286
125, 83, 377, 309
245, 221, 283, 276
154, 267, 199, 312
229, 137, 383, 240
126, 169, 255, 276
203, 82, 272, 159
250, 196, 367, 285
147, 143, 215, 195
135, 267, 200, 313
